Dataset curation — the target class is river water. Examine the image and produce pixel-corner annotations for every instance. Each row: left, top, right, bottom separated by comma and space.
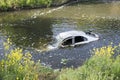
0, 1, 120, 69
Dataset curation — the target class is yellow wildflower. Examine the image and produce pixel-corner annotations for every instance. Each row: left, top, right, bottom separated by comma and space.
94, 45, 117, 57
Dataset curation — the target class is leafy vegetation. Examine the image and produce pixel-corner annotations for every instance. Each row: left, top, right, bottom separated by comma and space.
0, 0, 69, 11
0, 39, 56, 80
1, 39, 120, 80
56, 45, 120, 80
0, 0, 113, 11
0, 0, 52, 10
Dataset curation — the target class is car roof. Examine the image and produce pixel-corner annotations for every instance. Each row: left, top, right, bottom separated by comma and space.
56, 30, 86, 40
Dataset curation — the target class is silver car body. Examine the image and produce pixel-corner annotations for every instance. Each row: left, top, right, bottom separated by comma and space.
48, 30, 99, 50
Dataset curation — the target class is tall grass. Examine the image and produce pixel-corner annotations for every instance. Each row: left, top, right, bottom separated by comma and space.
0, 39, 56, 80
56, 45, 120, 80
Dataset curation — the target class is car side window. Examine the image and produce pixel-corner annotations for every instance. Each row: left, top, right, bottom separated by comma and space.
75, 36, 87, 43
62, 38, 72, 46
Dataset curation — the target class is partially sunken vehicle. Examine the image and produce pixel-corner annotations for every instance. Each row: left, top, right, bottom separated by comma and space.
48, 30, 99, 50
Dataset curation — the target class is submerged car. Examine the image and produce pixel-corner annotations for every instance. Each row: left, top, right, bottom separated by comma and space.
48, 30, 99, 50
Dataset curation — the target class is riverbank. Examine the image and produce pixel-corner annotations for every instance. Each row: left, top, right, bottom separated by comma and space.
0, 0, 119, 12
0, 0, 70, 12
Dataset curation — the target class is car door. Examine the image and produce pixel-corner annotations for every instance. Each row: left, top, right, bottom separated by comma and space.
61, 37, 74, 47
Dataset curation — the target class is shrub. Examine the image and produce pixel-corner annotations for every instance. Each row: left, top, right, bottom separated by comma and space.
56, 45, 120, 80
0, 0, 53, 10
0, 39, 55, 80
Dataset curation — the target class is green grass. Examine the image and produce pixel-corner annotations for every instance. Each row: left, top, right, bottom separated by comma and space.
56, 45, 120, 80
0, 40, 56, 80
1, 39, 120, 80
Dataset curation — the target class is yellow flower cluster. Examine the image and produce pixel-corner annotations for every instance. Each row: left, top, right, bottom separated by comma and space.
93, 45, 117, 57
8, 48, 23, 60
7, 48, 23, 65
0, 38, 53, 80
0, 47, 40, 80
